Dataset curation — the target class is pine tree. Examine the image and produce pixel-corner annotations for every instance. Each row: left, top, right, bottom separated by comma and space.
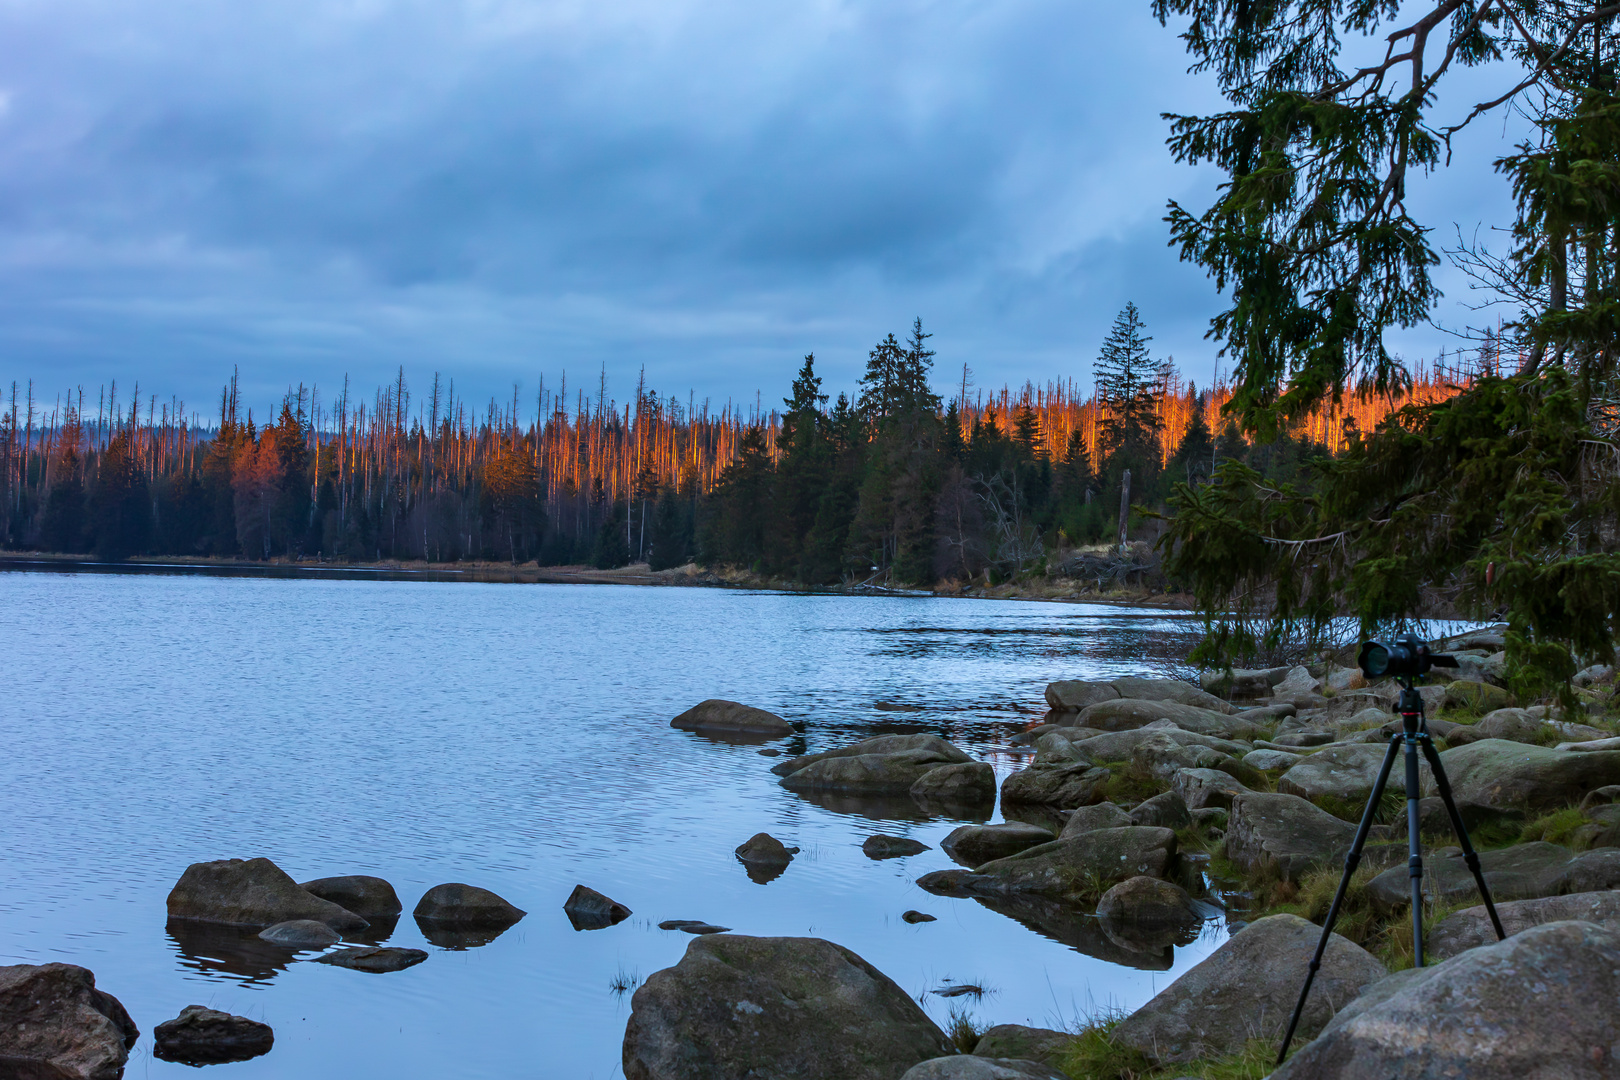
771, 354, 829, 575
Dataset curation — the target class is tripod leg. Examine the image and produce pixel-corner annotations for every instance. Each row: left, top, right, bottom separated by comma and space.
1418, 736, 1507, 942
1405, 734, 1426, 968
1276, 733, 1403, 1065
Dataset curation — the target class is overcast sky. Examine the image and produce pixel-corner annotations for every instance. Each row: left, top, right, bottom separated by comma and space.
0, 0, 1536, 424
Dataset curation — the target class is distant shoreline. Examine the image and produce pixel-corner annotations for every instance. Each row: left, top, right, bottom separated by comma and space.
0, 551, 1198, 609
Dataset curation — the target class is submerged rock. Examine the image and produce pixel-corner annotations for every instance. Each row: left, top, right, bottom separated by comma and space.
0, 963, 138, 1080
863, 835, 931, 859
942, 823, 1056, 867
735, 833, 799, 865
771, 735, 971, 777
671, 699, 793, 737
314, 946, 429, 973
413, 883, 526, 928
167, 857, 368, 930
564, 885, 633, 930
298, 875, 402, 920
257, 919, 341, 948
622, 935, 952, 1080
153, 1005, 273, 1066
1273, 921, 1620, 1079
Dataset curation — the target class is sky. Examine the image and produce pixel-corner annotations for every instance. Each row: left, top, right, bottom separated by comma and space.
0, 0, 1540, 425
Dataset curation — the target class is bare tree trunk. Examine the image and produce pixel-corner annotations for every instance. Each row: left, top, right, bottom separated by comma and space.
1117, 468, 1132, 553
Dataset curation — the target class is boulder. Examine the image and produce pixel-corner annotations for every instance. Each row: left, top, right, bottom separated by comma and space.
1199, 666, 1290, 699
1244, 748, 1304, 771
167, 857, 369, 930
910, 761, 996, 803
1364, 841, 1576, 913
153, 1005, 273, 1066
298, 875, 402, 919
622, 935, 952, 1080
1044, 680, 1119, 712
671, 699, 793, 736
1030, 731, 1089, 765
1128, 791, 1192, 832
1096, 875, 1200, 927
1172, 767, 1252, 810
970, 1024, 1073, 1066
942, 823, 1056, 868
1069, 727, 1251, 761
1428, 890, 1620, 960
1323, 666, 1366, 694
564, 885, 633, 930
771, 735, 970, 777
1271, 731, 1335, 748
0, 964, 138, 1080
1274, 665, 1320, 698
1113, 914, 1385, 1064
780, 748, 975, 795
1225, 792, 1358, 884
1443, 679, 1512, 713
1059, 802, 1133, 838
863, 835, 931, 859
1108, 676, 1237, 714
1000, 763, 1111, 808
900, 1058, 1065, 1080
1127, 732, 1257, 788
257, 919, 341, 947
412, 883, 526, 927
1427, 739, 1620, 812
735, 833, 798, 865
924, 827, 1177, 905
1078, 699, 1258, 740
1271, 921, 1620, 1080
1277, 743, 1393, 805
315, 946, 429, 972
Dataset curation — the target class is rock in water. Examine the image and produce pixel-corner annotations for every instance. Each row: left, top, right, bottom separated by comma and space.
735, 833, 798, 864
622, 935, 953, 1080
863, 835, 931, 859
671, 699, 793, 737
153, 1005, 273, 1065
923, 827, 1177, 905
941, 823, 1056, 867
1113, 914, 1385, 1064
315, 946, 429, 973
257, 919, 341, 947
909, 761, 995, 803
770, 735, 971, 777
780, 749, 973, 795
298, 875, 402, 919
564, 885, 633, 930
1224, 792, 1357, 884
167, 857, 369, 930
0, 963, 138, 1080
1097, 876, 1200, 927
901, 1058, 1066, 1079
1044, 680, 1120, 712
901, 910, 936, 924
412, 883, 526, 927
1273, 920, 1620, 1079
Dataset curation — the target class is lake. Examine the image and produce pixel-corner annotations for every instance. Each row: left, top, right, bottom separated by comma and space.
0, 569, 1225, 1079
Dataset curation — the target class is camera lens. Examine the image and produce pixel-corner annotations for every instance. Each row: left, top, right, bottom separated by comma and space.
1358, 641, 1392, 677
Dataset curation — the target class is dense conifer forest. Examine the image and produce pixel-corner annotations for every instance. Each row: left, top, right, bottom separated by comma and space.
0, 308, 1473, 584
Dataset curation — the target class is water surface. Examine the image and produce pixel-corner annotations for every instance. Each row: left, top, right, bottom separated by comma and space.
0, 572, 1222, 1079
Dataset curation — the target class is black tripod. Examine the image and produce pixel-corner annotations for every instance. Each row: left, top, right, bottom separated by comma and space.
1275, 677, 1508, 1063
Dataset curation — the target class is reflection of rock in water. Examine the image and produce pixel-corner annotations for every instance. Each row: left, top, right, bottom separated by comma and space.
965, 894, 1174, 971
1099, 916, 1204, 956
165, 919, 297, 985
412, 917, 518, 950
740, 859, 788, 885
909, 792, 995, 823
342, 914, 399, 945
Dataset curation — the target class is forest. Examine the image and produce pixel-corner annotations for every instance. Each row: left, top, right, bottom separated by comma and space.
0, 306, 1473, 585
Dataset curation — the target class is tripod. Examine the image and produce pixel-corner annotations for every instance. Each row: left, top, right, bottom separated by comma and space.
1275, 677, 1508, 1063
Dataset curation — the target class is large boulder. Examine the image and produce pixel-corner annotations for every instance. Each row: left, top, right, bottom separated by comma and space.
1172, 768, 1252, 810
942, 823, 1056, 868
1109, 677, 1237, 714
1364, 842, 1620, 913
900, 1058, 1064, 1080
1078, 699, 1258, 740
672, 699, 793, 737
167, 857, 368, 930
1069, 727, 1251, 761
298, 875, 402, 919
1200, 665, 1291, 699
1428, 890, 1620, 960
622, 935, 952, 1080
1272, 921, 1620, 1079
920, 827, 1176, 905
1114, 914, 1385, 1064
0, 964, 138, 1080
1128, 732, 1259, 788
1277, 743, 1393, 805
778, 738, 975, 796
1059, 802, 1133, 838
1000, 763, 1111, 808
413, 883, 526, 927
1225, 792, 1357, 884
770, 735, 970, 777
1427, 739, 1620, 812
152, 1006, 273, 1065
1128, 791, 1192, 831
910, 761, 996, 804
1044, 680, 1119, 712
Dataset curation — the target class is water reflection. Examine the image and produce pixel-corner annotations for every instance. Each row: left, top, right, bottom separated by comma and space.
412, 918, 520, 950
965, 895, 1175, 972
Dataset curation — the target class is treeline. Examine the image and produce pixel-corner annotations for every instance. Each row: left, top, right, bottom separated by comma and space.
0, 307, 1468, 581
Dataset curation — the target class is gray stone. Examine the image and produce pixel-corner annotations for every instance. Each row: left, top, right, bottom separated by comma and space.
1272, 921, 1620, 1080
564, 884, 633, 929
1129, 791, 1192, 832
1031, 732, 1089, 765
770, 735, 971, 777
1000, 763, 1111, 808
622, 935, 952, 1080
780, 747, 975, 795
1277, 743, 1393, 804
863, 835, 931, 859
1274, 665, 1320, 698
1244, 748, 1304, 771
1364, 841, 1576, 913
925, 827, 1177, 905
1225, 792, 1357, 884
1096, 875, 1200, 926
0, 963, 138, 1080
942, 823, 1056, 868
1044, 680, 1120, 712
1078, 699, 1259, 740
1428, 890, 1620, 960
1114, 914, 1385, 1065
1109, 677, 1237, 714
1271, 731, 1335, 748
153, 1005, 273, 1066
900, 1057, 1065, 1080
970, 1025, 1073, 1066
1553, 848, 1620, 893
167, 857, 369, 930
671, 699, 793, 736
412, 883, 527, 927
1059, 802, 1133, 838
735, 833, 799, 865
901, 910, 936, 924
910, 761, 996, 803
314, 946, 429, 972
1426, 739, 1620, 812
1199, 666, 1290, 699
1068, 726, 1251, 762
298, 875, 402, 919
257, 919, 341, 947
1172, 767, 1252, 810
1128, 732, 1258, 788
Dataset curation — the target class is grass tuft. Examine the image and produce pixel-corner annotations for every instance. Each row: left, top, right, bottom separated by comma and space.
1056, 1013, 1276, 1079
945, 1003, 986, 1053
609, 966, 640, 996
1519, 806, 1588, 848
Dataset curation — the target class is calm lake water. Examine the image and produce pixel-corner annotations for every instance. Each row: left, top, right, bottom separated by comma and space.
0, 570, 1223, 1079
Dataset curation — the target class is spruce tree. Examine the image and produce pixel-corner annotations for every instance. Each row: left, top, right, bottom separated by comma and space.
1094, 302, 1162, 485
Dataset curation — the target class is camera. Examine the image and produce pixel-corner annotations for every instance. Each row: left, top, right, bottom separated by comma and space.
1357, 632, 1460, 679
